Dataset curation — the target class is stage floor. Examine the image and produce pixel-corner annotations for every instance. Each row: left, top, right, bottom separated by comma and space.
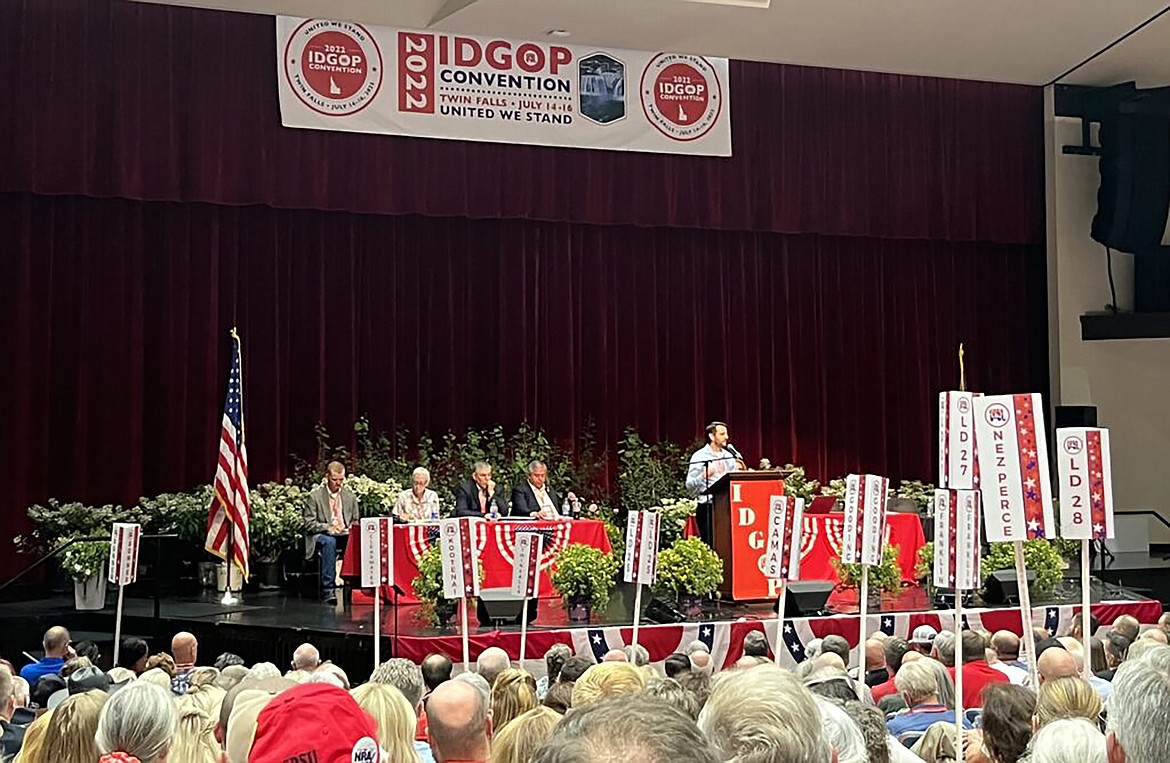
0, 578, 1159, 681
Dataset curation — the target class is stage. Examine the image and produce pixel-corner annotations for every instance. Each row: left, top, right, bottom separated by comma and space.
0, 577, 1159, 682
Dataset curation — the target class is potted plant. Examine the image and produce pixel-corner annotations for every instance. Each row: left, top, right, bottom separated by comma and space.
653, 538, 724, 617
138, 486, 215, 591
345, 474, 403, 518
411, 545, 485, 628
832, 544, 903, 608
550, 544, 618, 623
649, 499, 698, 549
916, 542, 935, 586
60, 541, 110, 610
249, 481, 313, 589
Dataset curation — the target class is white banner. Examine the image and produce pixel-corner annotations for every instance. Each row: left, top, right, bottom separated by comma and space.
276, 18, 732, 156
510, 532, 544, 599
359, 517, 393, 589
440, 518, 480, 598
939, 391, 979, 489
1056, 427, 1115, 540
108, 523, 141, 585
841, 475, 889, 566
974, 393, 1055, 542
763, 496, 805, 581
933, 490, 982, 590
623, 511, 661, 585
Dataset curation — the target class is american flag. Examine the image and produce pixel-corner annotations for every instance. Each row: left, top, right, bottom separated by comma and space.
204, 331, 251, 580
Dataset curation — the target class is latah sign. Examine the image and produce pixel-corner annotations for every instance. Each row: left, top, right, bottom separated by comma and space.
623, 511, 661, 585
510, 532, 544, 598
108, 523, 141, 585
359, 517, 393, 588
939, 391, 980, 489
842, 474, 889, 566
763, 496, 805, 581
933, 490, 982, 590
440, 518, 480, 599
1056, 427, 1115, 540
974, 393, 1055, 541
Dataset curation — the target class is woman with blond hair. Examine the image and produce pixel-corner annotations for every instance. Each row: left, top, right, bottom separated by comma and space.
169, 693, 222, 763
490, 705, 561, 763
42, 690, 109, 762
1033, 675, 1101, 729
570, 662, 646, 709
350, 682, 423, 763
13, 708, 53, 763
490, 669, 539, 732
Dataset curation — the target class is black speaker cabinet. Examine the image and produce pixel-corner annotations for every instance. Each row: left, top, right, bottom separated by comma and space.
476, 589, 538, 627
773, 581, 834, 617
983, 570, 1036, 606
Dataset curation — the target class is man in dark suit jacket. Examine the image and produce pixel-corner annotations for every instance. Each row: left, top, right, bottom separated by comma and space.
453, 461, 509, 518
511, 460, 563, 520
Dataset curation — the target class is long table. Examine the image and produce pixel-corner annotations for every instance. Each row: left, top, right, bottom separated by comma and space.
339, 519, 613, 603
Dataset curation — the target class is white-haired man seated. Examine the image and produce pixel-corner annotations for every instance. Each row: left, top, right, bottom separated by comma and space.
394, 467, 440, 522
1107, 647, 1170, 762
698, 663, 829, 762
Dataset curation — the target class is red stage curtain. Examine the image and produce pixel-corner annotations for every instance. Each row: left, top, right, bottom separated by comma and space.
0, 192, 1047, 569
0, 0, 1043, 245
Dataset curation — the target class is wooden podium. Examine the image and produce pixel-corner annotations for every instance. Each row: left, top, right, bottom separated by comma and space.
708, 470, 785, 601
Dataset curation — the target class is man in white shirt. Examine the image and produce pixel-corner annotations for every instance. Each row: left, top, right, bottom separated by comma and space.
511, 460, 563, 520
394, 467, 441, 521
685, 421, 745, 543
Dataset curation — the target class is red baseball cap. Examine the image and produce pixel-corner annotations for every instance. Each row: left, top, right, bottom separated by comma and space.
248, 682, 382, 763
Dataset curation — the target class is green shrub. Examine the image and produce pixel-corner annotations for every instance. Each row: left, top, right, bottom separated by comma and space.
550, 544, 618, 611
653, 538, 724, 599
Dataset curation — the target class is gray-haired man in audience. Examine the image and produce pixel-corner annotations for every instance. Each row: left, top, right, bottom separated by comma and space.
1107, 647, 1170, 762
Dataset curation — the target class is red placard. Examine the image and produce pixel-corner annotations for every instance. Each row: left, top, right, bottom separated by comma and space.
729, 476, 785, 600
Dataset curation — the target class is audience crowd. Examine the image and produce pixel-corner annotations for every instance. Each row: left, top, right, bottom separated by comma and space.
0, 609, 1168, 761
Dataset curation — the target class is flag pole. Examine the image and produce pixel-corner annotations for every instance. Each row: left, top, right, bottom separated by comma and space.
774, 584, 787, 666
1081, 539, 1092, 678
1014, 541, 1038, 687
858, 564, 870, 657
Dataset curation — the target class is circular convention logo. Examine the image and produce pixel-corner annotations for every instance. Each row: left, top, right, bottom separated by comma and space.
640, 54, 722, 142
984, 403, 1011, 427
1063, 436, 1084, 455
284, 20, 383, 116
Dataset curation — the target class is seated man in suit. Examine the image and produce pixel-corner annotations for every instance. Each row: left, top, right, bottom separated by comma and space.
453, 461, 509, 519
511, 460, 562, 520
303, 461, 360, 603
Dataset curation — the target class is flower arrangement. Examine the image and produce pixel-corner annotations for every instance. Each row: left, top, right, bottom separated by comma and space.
820, 478, 848, 502
249, 481, 313, 561
778, 465, 822, 504
895, 480, 935, 513
139, 486, 214, 546
60, 541, 110, 581
550, 543, 619, 611
411, 544, 485, 626
650, 498, 698, 550
916, 542, 934, 582
832, 544, 904, 592
653, 538, 724, 600
578, 503, 625, 565
17, 500, 145, 555
981, 540, 1064, 595
344, 475, 403, 518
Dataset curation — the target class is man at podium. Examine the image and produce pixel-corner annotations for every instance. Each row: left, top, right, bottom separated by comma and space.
686, 421, 745, 544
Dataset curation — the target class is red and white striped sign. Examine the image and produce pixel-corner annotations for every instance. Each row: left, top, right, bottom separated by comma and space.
842, 475, 889, 566
974, 393, 1055, 542
510, 532, 544, 599
108, 523, 141, 585
623, 511, 661, 585
763, 496, 805, 581
939, 391, 980, 489
1056, 427, 1114, 540
933, 490, 982, 589
440, 518, 480, 598
360, 517, 394, 588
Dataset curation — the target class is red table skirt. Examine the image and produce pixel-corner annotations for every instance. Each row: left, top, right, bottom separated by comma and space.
340, 519, 613, 603
685, 511, 927, 585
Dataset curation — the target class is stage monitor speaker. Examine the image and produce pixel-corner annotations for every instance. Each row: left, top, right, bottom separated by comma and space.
476, 589, 538, 627
1091, 106, 1170, 255
983, 570, 1036, 606
1055, 405, 1098, 429
773, 581, 834, 617
643, 597, 686, 624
